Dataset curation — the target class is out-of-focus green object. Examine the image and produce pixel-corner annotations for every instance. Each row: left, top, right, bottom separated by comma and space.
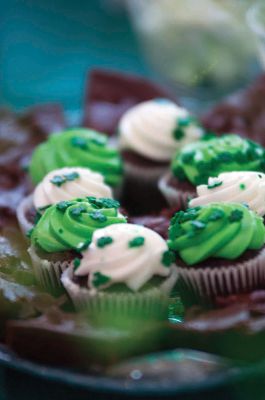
127, 0, 260, 108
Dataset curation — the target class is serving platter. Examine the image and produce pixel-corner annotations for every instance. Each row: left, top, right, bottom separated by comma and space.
0, 344, 265, 400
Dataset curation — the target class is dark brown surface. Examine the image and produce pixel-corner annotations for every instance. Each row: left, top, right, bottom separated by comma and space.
0, 104, 66, 221
122, 150, 168, 168
202, 74, 265, 146
83, 69, 177, 135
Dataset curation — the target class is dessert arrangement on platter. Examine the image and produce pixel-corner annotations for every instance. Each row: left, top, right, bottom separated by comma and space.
3, 69, 265, 392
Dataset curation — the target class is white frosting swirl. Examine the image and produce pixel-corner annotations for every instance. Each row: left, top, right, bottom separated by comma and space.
118, 99, 203, 162
75, 223, 171, 292
189, 171, 265, 216
33, 167, 113, 209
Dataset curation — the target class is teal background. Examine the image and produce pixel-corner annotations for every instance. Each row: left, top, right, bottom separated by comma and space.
0, 0, 150, 112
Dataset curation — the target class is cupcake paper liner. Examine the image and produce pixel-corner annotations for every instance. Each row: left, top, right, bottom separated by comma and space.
176, 247, 265, 301
61, 266, 178, 318
158, 172, 195, 209
28, 246, 71, 294
16, 194, 34, 238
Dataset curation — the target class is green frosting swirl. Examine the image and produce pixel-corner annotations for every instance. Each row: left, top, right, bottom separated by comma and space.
31, 197, 127, 253
168, 202, 265, 265
171, 134, 265, 185
29, 128, 123, 187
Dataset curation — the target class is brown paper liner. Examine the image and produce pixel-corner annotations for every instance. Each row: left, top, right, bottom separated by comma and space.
16, 194, 34, 238
176, 247, 265, 301
61, 266, 178, 317
28, 246, 72, 294
158, 172, 194, 208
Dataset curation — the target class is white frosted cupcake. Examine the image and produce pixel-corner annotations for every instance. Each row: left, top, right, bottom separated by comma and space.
189, 171, 265, 216
62, 223, 178, 320
17, 167, 113, 236
118, 99, 203, 211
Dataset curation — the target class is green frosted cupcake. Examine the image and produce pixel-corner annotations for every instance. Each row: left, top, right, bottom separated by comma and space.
159, 134, 265, 208
168, 202, 265, 301
28, 196, 127, 292
29, 128, 123, 189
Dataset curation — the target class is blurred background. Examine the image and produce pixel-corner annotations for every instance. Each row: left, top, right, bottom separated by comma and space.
0, 0, 264, 113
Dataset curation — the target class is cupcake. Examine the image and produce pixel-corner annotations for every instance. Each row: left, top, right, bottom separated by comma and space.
118, 99, 203, 213
168, 202, 265, 303
159, 134, 265, 208
28, 197, 127, 293
189, 171, 265, 216
17, 167, 113, 236
62, 223, 178, 321
29, 128, 123, 193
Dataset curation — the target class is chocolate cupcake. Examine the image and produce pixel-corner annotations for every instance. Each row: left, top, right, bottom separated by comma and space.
17, 167, 113, 237
159, 134, 265, 208
118, 99, 203, 213
189, 171, 265, 216
29, 128, 123, 194
62, 223, 178, 320
168, 202, 265, 303
28, 197, 127, 293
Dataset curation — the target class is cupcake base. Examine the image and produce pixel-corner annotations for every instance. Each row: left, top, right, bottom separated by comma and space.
121, 161, 168, 215
158, 172, 195, 209
16, 194, 35, 237
28, 246, 72, 295
176, 247, 265, 305
61, 266, 178, 321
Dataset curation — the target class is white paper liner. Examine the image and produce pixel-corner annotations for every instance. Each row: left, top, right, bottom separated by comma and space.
158, 172, 195, 208
61, 266, 178, 315
176, 247, 265, 300
16, 194, 34, 238
28, 246, 72, 293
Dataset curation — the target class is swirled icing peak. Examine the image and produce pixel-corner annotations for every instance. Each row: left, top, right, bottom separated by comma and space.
74, 223, 174, 291
168, 202, 265, 265
33, 167, 113, 209
189, 171, 265, 216
172, 134, 265, 185
31, 197, 127, 253
29, 128, 123, 187
118, 99, 203, 162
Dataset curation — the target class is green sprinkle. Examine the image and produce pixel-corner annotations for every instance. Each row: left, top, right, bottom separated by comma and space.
191, 220, 206, 230
173, 127, 185, 140
97, 236, 113, 248
258, 174, 263, 179
207, 209, 225, 221
76, 240, 90, 252
71, 137, 88, 149
229, 209, 243, 222
26, 228, 33, 238
129, 236, 145, 248
89, 211, 107, 222
162, 250, 175, 267
73, 258, 81, 271
239, 183, 246, 190
64, 171, 80, 181
178, 116, 191, 127
207, 180, 223, 189
90, 137, 105, 146
92, 272, 111, 288
173, 165, 186, 181
50, 175, 66, 187
56, 201, 72, 212
217, 152, 233, 163
58, 228, 63, 234
181, 151, 195, 164
70, 205, 87, 217
88, 197, 120, 209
